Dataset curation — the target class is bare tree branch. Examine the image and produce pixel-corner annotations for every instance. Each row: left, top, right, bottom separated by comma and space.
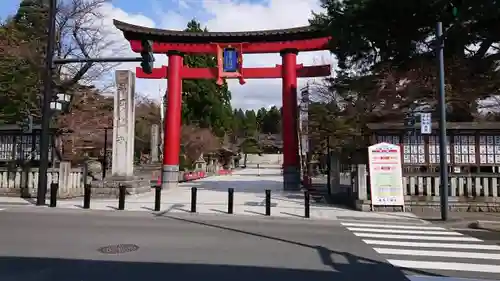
55, 0, 125, 90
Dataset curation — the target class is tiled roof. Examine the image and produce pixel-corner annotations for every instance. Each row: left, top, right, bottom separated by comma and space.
113, 20, 327, 43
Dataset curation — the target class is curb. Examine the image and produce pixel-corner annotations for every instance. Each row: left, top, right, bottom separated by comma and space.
468, 220, 500, 232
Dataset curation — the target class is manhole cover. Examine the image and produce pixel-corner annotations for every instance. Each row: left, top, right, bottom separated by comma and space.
97, 244, 139, 254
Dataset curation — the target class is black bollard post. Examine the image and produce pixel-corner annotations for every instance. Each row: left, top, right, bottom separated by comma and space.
304, 191, 310, 218
265, 189, 271, 216
49, 182, 58, 207
83, 183, 91, 209
154, 185, 161, 212
191, 187, 197, 213
118, 184, 126, 210
228, 188, 234, 214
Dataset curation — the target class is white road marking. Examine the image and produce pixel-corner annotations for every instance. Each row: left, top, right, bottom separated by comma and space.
362, 239, 500, 250
374, 248, 500, 260
339, 219, 430, 225
354, 232, 481, 241
387, 259, 500, 273
346, 227, 461, 235
407, 276, 499, 281
450, 228, 492, 232
342, 222, 444, 230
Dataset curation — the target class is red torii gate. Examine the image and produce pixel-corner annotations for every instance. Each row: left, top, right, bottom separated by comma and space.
113, 20, 332, 191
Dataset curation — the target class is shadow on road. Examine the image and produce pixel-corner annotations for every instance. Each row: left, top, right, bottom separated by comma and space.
0, 256, 403, 281
158, 214, 443, 279
0, 213, 445, 281
194, 178, 348, 210
194, 179, 283, 193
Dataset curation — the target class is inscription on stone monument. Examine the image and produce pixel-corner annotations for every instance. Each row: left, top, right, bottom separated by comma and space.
116, 135, 125, 143
118, 98, 127, 128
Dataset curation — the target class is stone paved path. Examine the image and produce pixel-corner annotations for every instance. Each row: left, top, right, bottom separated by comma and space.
0, 167, 423, 221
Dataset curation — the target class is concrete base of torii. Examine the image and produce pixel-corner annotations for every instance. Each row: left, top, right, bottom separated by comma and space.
161, 164, 179, 191
283, 166, 301, 191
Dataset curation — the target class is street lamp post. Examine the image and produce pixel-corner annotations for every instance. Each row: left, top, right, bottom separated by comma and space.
49, 93, 72, 111
35, 0, 156, 206
36, 0, 57, 206
102, 127, 112, 179
326, 136, 331, 196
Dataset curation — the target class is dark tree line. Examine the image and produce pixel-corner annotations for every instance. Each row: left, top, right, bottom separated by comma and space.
0, 0, 119, 124
231, 106, 282, 138
305, 0, 500, 153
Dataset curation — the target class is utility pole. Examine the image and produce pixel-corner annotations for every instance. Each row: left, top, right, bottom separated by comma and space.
433, 0, 462, 221
436, 22, 449, 221
37, 0, 57, 205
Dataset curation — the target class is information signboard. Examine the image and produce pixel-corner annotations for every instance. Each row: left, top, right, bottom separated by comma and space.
368, 142, 405, 207
223, 48, 238, 72
420, 113, 432, 135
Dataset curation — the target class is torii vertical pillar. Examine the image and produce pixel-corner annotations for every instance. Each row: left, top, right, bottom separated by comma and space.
162, 51, 183, 190
281, 49, 301, 190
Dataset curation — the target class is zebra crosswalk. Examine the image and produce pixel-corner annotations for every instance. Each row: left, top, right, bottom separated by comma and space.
341, 220, 500, 279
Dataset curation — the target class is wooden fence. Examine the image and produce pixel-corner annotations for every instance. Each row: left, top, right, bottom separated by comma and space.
332, 164, 500, 212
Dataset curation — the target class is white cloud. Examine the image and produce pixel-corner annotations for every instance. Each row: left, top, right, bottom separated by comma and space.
150, 0, 190, 30
87, 2, 189, 100
177, 0, 191, 9
201, 0, 335, 109
93, 0, 334, 109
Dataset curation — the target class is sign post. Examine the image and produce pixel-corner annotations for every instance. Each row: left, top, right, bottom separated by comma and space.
368, 142, 405, 211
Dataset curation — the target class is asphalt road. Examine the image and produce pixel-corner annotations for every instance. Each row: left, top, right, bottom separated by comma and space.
422, 216, 500, 245
453, 228, 500, 245
0, 207, 412, 281
1, 207, 499, 281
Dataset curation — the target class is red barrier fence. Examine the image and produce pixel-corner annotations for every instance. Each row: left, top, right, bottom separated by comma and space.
183, 171, 207, 181
151, 171, 208, 186
217, 169, 232, 176
151, 169, 235, 186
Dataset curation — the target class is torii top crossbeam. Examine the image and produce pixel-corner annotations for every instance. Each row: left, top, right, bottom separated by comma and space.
113, 20, 331, 54
113, 20, 332, 82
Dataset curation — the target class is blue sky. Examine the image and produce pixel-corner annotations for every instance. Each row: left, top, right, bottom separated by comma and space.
0, 0, 155, 18
1, 0, 332, 109
0, 0, 20, 20
0, 0, 201, 24
0, 0, 267, 24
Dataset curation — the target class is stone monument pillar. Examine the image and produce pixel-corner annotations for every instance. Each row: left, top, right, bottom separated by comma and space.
88, 70, 150, 198
150, 124, 159, 163
112, 70, 136, 177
